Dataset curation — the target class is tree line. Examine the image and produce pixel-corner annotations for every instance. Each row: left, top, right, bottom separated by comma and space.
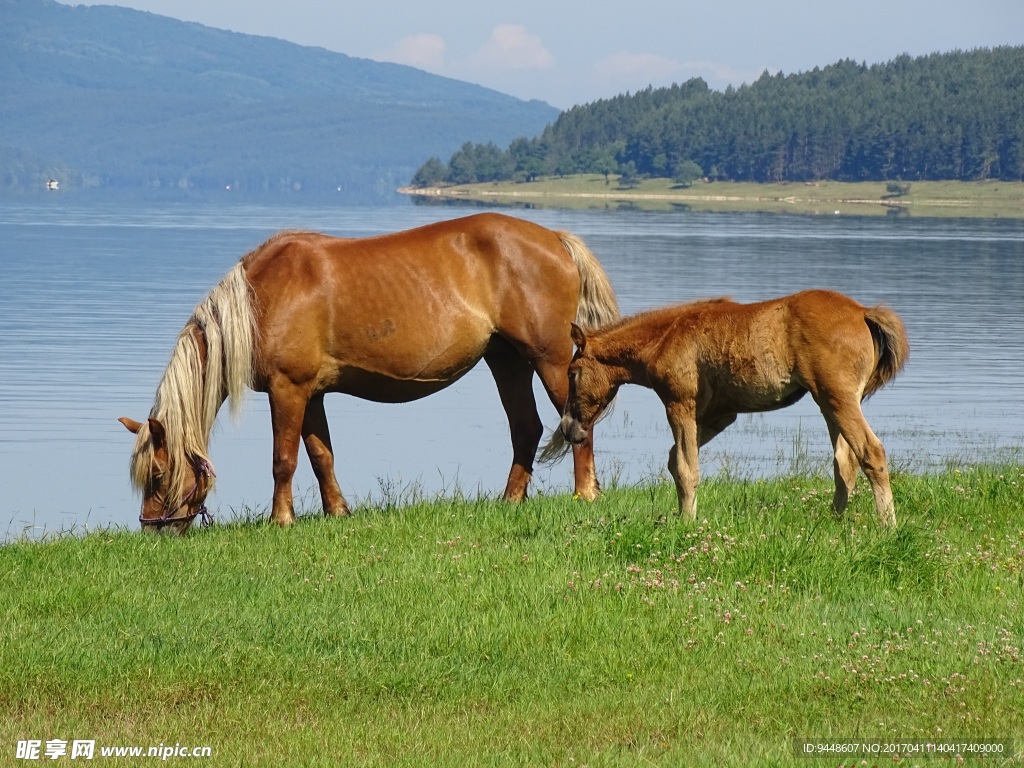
412, 47, 1024, 187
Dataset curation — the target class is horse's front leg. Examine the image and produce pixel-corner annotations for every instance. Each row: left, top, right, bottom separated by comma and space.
302, 393, 350, 517
665, 400, 700, 520
569, 431, 600, 501
267, 382, 310, 526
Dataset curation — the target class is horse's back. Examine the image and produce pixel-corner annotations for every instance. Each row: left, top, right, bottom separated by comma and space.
245, 214, 574, 303
242, 215, 581, 397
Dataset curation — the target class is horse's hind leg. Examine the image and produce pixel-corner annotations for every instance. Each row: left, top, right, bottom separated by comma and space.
484, 343, 544, 501
302, 393, 350, 517
818, 398, 896, 527
534, 358, 599, 501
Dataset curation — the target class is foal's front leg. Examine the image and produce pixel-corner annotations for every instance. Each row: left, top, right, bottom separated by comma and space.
665, 400, 700, 520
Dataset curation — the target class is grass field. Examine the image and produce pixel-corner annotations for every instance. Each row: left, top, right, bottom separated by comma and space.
402, 176, 1024, 218
2, 466, 1023, 766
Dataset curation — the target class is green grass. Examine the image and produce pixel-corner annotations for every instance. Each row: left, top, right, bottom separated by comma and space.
2, 468, 1023, 766
405, 176, 1024, 218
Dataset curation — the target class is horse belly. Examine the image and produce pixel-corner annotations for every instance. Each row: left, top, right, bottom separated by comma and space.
320, 315, 492, 401
329, 364, 478, 403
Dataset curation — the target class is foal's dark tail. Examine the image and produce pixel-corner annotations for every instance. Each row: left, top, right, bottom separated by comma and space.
863, 305, 910, 399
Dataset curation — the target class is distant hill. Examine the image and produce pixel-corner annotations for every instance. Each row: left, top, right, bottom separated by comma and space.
0, 0, 558, 200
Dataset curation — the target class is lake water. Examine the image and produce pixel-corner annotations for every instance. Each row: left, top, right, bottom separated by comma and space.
2, 199, 1022, 538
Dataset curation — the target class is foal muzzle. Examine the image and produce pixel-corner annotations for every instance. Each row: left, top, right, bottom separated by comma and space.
559, 415, 589, 445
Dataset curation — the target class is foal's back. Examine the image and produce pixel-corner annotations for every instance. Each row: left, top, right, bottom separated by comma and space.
659, 290, 874, 354
642, 290, 884, 403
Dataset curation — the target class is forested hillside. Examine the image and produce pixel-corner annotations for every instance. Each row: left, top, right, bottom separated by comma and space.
0, 0, 557, 199
413, 47, 1024, 187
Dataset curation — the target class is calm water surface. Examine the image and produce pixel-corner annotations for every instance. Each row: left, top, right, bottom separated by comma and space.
1, 199, 1022, 538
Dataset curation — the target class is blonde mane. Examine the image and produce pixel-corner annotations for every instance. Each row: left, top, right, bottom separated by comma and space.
128, 260, 256, 508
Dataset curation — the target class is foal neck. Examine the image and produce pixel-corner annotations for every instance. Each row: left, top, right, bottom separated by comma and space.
592, 328, 654, 386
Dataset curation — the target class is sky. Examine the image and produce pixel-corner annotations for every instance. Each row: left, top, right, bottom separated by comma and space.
57, 0, 1023, 109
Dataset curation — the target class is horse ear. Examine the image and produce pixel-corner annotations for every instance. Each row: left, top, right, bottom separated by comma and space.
570, 322, 587, 352
119, 417, 143, 434
147, 418, 167, 450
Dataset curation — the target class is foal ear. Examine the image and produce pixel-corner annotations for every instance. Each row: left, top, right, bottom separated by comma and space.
570, 322, 588, 353
119, 417, 143, 434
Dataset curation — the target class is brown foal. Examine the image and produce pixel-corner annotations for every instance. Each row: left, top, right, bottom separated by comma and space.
549, 290, 909, 527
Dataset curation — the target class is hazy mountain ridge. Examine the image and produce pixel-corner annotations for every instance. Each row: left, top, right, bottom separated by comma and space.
0, 0, 558, 199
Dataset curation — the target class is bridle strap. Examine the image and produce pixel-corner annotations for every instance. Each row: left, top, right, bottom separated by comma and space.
139, 457, 216, 529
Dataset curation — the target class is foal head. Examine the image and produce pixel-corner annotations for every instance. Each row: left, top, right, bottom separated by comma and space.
119, 417, 215, 535
559, 323, 620, 445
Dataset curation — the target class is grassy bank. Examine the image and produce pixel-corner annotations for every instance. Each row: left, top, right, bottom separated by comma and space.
401, 176, 1024, 218
3, 468, 1023, 766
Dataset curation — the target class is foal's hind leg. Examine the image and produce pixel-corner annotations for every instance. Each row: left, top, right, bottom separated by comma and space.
302, 393, 350, 517
827, 423, 861, 517
484, 343, 544, 502
817, 398, 896, 527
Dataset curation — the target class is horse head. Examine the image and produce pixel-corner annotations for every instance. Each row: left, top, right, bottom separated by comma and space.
119, 417, 215, 535
559, 323, 620, 446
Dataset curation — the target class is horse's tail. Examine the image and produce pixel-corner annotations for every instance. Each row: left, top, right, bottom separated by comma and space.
130, 261, 256, 507
863, 305, 909, 399
558, 231, 620, 331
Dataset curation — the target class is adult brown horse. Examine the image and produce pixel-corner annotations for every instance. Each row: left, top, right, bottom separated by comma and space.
543, 290, 909, 527
120, 213, 619, 533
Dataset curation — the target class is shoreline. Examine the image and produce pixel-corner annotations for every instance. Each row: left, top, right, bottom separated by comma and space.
399, 177, 1024, 218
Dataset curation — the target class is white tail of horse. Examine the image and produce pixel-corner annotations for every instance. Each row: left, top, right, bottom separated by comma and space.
558, 231, 620, 332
